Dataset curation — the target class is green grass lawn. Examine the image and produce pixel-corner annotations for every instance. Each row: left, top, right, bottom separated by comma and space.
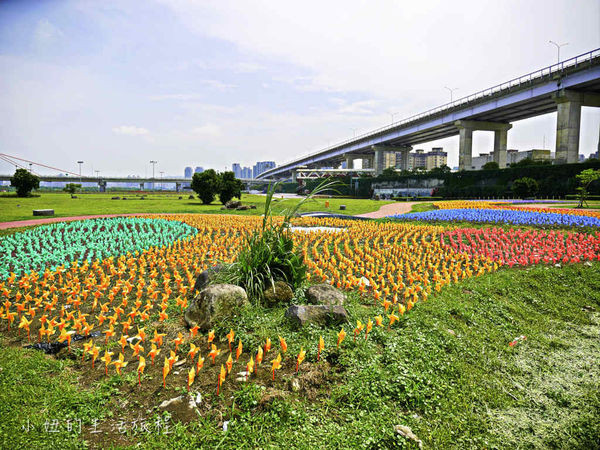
0, 193, 392, 223
1, 262, 598, 448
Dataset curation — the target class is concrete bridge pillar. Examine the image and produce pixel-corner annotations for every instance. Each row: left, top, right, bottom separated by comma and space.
372, 146, 385, 176
97, 180, 106, 193
175, 182, 181, 192
362, 156, 373, 169
291, 170, 298, 183
456, 124, 473, 170
398, 146, 412, 171
455, 120, 512, 170
139, 182, 145, 191
553, 91, 583, 164
345, 155, 354, 169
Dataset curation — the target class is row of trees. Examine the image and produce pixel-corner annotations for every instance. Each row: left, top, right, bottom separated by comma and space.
190, 170, 244, 205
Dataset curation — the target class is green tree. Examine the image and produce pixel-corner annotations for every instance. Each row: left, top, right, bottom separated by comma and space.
575, 168, 600, 208
218, 171, 244, 204
429, 165, 451, 175
191, 169, 220, 204
512, 177, 539, 199
63, 183, 81, 195
10, 169, 40, 197
482, 161, 499, 170
380, 167, 397, 178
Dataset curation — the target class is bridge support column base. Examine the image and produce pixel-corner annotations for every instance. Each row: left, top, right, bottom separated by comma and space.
493, 129, 508, 168
291, 170, 297, 183
345, 155, 354, 169
372, 146, 384, 176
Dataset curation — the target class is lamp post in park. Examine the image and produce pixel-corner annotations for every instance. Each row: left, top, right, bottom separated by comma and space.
77, 161, 84, 183
149, 160, 157, 190
160, 171, 164, 190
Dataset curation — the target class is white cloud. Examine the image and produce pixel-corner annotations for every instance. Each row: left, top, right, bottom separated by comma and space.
199, 79, 237, 91
112, 125, 149, 136
33, 18, 63, 45
191, 123, 221, 137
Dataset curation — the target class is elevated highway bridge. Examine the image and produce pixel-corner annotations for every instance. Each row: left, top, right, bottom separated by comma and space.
258, 48, 600, 180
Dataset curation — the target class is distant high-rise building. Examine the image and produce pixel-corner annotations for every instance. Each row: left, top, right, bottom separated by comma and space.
232, 163, 242, 178
242, 167, 252, 179
184, 167, 193, 178
194, 167, 204, 174
252, 161, 276, 178
403, 148, 447, 170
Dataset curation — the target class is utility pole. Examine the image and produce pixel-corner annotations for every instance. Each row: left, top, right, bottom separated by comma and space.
160, 171, 164, 190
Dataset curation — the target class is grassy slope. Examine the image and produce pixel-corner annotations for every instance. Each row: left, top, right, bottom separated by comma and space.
0, 263, 598, 449
0, 193, 392, 223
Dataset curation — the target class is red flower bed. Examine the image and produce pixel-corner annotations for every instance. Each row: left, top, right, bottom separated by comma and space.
442, 228, 600, 267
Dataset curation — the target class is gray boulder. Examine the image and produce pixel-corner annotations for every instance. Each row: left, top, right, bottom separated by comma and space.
263, 280, 294, 307
225, 200, 242, 209
184, 284, 248, 331
306, 283, 346, 306
193, 264, 225, 293
285, 304, 348, 328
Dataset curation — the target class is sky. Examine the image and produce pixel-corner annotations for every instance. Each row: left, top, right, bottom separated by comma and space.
1, 0, 599, 177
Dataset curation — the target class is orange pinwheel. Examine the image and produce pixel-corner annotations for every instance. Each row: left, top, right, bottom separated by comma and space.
187, 343, 199, 363
337, 328, 346, 348
113, 353, 128, 376
82, 341, 93, 362
187, 366, 195, 392
101, 351, 114, 375
103, 324, 115, 345
256, 346, 263, 366
151, 330, 166, 347
278, 336, 288, 354
217, 364, 226, 395
374, 315, 384, 327
207, 330, 215, 349
130, 341, 144, 359
167, 350, 178, 370
148, 344, 160, 365
136, 326, 146, 342
158, 311, 168, 322
90, 345, 100, 369
137, 356, 146, 386
162, 356, 170, 388
295, 348, 306, 373
209, 344, 221, 365
388, 312, 399, 327
18, 316, 33, 342
271, 353, 282, 380
353, 320, 364, 341
189, 325, 200, 339
236, 339, 243, 361
317, 336, 325, 361
173, 332, 185, 352
246, 355, 254, 380
398, 303, 406, 316
226, 329, 235, 352
226, 353, 233, 374
365, 319, 373, 340
196, 353, 205, 372
264, 337, 271, 353
58, 329, 75, 351
118, 334, 129, 354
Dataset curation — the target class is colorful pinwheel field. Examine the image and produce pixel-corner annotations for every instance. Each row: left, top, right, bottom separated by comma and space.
0, 209, 599, 448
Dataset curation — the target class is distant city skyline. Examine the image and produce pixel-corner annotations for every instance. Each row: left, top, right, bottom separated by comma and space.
1, 1, 599, 177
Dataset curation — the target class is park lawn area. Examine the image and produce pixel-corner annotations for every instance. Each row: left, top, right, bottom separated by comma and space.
0, 192, 392, 223
0, 262, 598, 449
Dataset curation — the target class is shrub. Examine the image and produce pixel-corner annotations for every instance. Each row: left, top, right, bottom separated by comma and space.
63, 183, 81, 195
191, 169, 219, 204
512, 177, 539, 199
482, 161, 499, 170
218, 171, 243, 205
10, 169, 40, 197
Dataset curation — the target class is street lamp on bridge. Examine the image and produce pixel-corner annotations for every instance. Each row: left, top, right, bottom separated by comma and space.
549, 40, 569, 64
444, 86, 459, 103
149, 160, 157, 190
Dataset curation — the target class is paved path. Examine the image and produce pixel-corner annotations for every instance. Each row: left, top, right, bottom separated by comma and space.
0, 214, 143, 230
356, 202, 417, 219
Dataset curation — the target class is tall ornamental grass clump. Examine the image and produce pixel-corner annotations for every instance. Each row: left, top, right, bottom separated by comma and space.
218, 179, 339, 304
